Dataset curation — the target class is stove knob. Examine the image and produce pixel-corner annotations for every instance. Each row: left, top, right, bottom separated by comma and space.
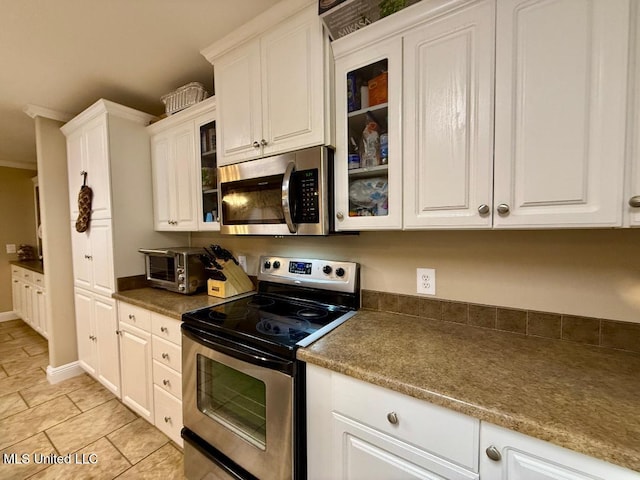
336, 267, 345, 277
264, 261, 271, 269
322, 265, 332, 275
273, 261, 281, 269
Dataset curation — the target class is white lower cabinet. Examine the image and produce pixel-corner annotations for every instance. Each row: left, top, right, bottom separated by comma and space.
480, 423, 640, 480
117, 301, 183, 446
74, 288, 120, 396
11, 266, 48, 339
306, 364, 640, 480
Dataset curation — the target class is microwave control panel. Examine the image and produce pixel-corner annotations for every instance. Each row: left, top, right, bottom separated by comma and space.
295, 169, 319, 224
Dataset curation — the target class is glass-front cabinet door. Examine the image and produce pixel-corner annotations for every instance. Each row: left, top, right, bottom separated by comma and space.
196, 112, 220, 231
333, 37, 402, 230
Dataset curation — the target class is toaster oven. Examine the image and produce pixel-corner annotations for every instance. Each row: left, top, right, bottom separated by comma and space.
139, 247, 206, 294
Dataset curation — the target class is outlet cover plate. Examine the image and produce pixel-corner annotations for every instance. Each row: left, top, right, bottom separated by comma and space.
417, 268, 436, 295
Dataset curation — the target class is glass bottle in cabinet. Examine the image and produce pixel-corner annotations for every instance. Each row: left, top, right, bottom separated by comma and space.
334, 37, 402, 230
198, 119, 219, 229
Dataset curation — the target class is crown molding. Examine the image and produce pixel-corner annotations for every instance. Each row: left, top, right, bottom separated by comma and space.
23, 104, 73, 122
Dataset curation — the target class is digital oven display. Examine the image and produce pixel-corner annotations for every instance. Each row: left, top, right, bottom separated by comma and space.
289, 261, 312, 275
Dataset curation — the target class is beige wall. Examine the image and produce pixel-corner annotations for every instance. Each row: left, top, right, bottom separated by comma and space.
0, 167, 37, 313
35, 116, 77, 367
193, 228, 640, 324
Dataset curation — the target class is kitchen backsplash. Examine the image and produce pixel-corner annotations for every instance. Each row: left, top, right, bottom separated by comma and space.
361, 290, 640, 354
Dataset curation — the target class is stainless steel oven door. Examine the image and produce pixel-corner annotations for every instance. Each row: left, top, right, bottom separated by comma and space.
182, 332, 294, 480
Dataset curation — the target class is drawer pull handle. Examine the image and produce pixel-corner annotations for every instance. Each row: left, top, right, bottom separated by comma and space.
163, 379, 170, 386
160, 326, 168, 333
386, 412, 399, 425
162, 353, 169, 360
164, 416, 171, 423
486, 445, 502, 462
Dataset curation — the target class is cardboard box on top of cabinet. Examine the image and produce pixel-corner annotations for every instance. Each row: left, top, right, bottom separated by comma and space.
319, 0, 421, 40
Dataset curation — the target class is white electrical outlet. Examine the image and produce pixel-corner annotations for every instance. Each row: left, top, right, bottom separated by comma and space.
417, 268, 436, 295
237, 255, 248, 273
6, 244, 16, 254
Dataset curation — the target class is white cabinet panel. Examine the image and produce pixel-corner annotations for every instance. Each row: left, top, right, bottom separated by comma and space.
74, 289, 96, 377
88, 220, 114, 296
94, 295, 120, 397
480, 422, 640, 480
66, 133, 83, 220
403, 0, 494, 229
83, 115, 111, 220
173, 126, 198, 228
70, 226, 92, 290
493, 0, 629, 227
150, 135, 173, 230
153, 385, 183, 447
119, 322, 153, 421
626, 2, 640, 226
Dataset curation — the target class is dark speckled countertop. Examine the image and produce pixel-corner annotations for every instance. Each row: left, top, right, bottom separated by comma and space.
10, 260, 44, 275
297, 310, 640, 473
112, 287, 254, 319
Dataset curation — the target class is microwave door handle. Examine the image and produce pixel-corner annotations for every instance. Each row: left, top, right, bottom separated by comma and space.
138, 248, 171, 255
282, 161, 297, 234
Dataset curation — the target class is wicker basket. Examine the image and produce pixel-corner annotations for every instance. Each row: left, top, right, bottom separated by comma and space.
161, 82, 210, 115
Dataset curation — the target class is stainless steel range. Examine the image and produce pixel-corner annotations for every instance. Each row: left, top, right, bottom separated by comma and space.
181, 256, 360, 480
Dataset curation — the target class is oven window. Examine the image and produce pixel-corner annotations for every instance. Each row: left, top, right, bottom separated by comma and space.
196, 354, 267, 450
148, 256, 175, 282
221, 175, 285, 224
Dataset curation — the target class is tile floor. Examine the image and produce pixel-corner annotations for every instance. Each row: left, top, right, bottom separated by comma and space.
0, 319, 185, 480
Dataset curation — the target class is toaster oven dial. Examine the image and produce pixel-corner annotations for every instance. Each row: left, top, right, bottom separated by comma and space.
178, 274, 185, 282
178, 284, 185, 292
177, 268, 185, 274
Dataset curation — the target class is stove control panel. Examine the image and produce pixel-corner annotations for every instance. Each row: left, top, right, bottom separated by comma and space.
258, 256, 359, 294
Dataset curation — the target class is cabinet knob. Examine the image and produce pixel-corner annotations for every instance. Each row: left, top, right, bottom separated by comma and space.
162, 353, 169, 359
386, 412, 399, 425
629, 196, 640, 208
87, 255, 92, 260
163, 379, 170, 386
496, 204, 510, 215
486, 445, 502, 462
115, 330, 122, 336
478, 204, 490, 215
129, 314, 135, 320
36, 291, 42, 295
260, 139, 268, 146
24, 285, 30, 289
252, 141, 260, 148
13, 280, 18, 283
160, 326, 168, 333
336, 212, 344, 221
164, 416, 171, 423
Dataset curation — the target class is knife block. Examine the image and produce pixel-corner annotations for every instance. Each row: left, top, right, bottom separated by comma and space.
206, 261, 254, 298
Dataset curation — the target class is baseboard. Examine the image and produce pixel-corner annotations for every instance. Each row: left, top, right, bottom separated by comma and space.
0, 311, 19, 322
46, 362, 84, 384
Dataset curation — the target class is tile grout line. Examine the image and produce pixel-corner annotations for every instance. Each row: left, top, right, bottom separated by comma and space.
104, 435, 134, 468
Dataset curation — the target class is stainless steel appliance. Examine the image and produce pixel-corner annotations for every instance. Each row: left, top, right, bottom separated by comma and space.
181, 256, 360, 480
218, 146, 333, 236
139, 247, 207, 294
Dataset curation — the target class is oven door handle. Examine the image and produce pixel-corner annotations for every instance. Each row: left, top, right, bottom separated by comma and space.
281, 161, 297, 234
183, 327, 294, 374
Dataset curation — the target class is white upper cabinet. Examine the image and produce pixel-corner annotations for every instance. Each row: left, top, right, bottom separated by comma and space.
203, 0, 331, 166
626, 1, 640, 226
403, 0, 495, 229
493, 0, 630, 228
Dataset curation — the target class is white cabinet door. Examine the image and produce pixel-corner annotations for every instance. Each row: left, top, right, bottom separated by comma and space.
70, 225, 92, 290
74, 289, 96, 377
37, 288, 48, 338
150, 125, 198, 231
119, 322, 153, 421
626, 2, 640, 226
216, 40, 262, 165
403, 0, 494, 229
11, 275, 22, 319
260, 5, 324, 157
480, 422, 640, 480
493, 0, 630, 228
94, 295, 120, 397
88, 219, 114, 296
83, 115, 111, 220
334, 37, 403, 230
21, 282, 33, 327
66, 132, 83, 221
151, 134, 173, 230
30, 285, 42, 334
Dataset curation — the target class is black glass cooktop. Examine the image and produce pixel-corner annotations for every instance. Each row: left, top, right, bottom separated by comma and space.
182, 293, 351, 353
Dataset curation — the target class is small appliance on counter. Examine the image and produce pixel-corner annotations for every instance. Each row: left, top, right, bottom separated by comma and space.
139, 247, 207, 294
181, 255, 360, 480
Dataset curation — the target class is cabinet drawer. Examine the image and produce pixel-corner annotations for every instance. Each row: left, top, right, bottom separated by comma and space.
154, 385, 183, 447
11, 267, 25, 279
151, 313, 182, 346
32, 273, 44, 287
153, 360, 182, 400
333, 372, 479, 471
21, 269, 33, 282
152, 336, 182, 373
118, 303, 151, 331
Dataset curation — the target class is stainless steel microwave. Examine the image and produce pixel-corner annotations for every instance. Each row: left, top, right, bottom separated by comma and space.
218, 146, 333, 235
138, 247, 206, 294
